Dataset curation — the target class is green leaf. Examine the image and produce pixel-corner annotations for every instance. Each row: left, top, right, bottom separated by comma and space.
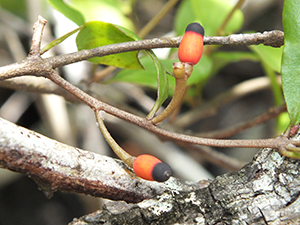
47, 0, 85, 26
210, 51, 258, 76
110, 54, 212, 94
277, 112, 291, 135
68, 0, 135, 31
146, 51, 170, 119
186, 55, 212, 86
41, 26, 83, 55
109, 56, 163, 88
0, 0, 27, 20
175, 0, 243, 36
281, 0, 300, 125
76, 21, 143, 70
107, 25, 170, 117
250, 45, 283, 106
114, 25, 140, 41
250, 45, 283, 73
108, 55, 170, 118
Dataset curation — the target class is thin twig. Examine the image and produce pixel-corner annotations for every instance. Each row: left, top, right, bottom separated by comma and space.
215, 0, 246, 36
198, 104, 286, 139
29, 16, 47, 57
0, 77, 78, 102
0, 30, 284, 80
95, 110, 135, 168
46, 31, 284, 69
177, 142, 245, 171
0, 18, 291, 151
174, 76, 281, 128
46, 68, 291, 150
138, 0, 180, 38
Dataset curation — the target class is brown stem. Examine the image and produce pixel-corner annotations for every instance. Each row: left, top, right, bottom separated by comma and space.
150, 62, 192, 124
95, 111, 135, 168
45, 69, 290, 150
138, 0, 180, 38
0, 30, 285, 81
177, 142, 245, 171
199, 104, 287, 139
9, 18, 292, 153
151, 76, 187, 124
29, 16, 47, 57
43, 31, 284, 71
215, 0, 246, 36
175, 76, 281, 128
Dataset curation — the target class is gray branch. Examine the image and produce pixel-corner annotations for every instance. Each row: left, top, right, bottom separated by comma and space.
47, 30, 284, 69
70, 145, 300, 224
0, 30, 284, 81
0, 117, 198, 203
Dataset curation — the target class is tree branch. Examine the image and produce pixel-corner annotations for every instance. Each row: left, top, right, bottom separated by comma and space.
46, 68, 290, 150
29, 16, 47, 57
0, 76, 78, 102
0, 17, 294, 157
70, 145, 300, 224
0, 116, 200, 203
174, 76, 281, 128
0, 29, 284, 80
46, 30, 284, 70
205, 30, 284, 47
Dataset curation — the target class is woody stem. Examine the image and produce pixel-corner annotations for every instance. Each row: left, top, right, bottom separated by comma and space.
95, 111, 135, 167
151, 76, 188, 124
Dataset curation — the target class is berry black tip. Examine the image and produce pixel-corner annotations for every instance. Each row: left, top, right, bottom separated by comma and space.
185, 22, 205, 36
152, 162, 172, 182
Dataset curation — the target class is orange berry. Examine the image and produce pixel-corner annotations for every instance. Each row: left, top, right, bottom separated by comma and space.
178, 23, 204, 65
133, 154, 172, 182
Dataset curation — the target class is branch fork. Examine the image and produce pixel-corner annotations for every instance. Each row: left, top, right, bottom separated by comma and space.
150, 62, 193, 124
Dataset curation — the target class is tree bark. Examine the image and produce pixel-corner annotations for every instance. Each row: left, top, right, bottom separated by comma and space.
1, 106, 300, 224
70, 142, 300, 224
0, 117, 201, 202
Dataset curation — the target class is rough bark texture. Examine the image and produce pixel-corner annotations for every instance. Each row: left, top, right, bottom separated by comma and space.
1, 117, 300, 224
0, 117, 204, 202
70, 145, 300, 225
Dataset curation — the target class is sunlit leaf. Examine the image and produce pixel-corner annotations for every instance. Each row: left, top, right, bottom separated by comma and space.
175, 0, 243, 36
47, 0, 85, 26
250, 45, 283, 73
76, 21, 143, 69
277, 112, 291, 135
250, 45, 283, 106
281, 0, 300, 125
69, 0, 134, 31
